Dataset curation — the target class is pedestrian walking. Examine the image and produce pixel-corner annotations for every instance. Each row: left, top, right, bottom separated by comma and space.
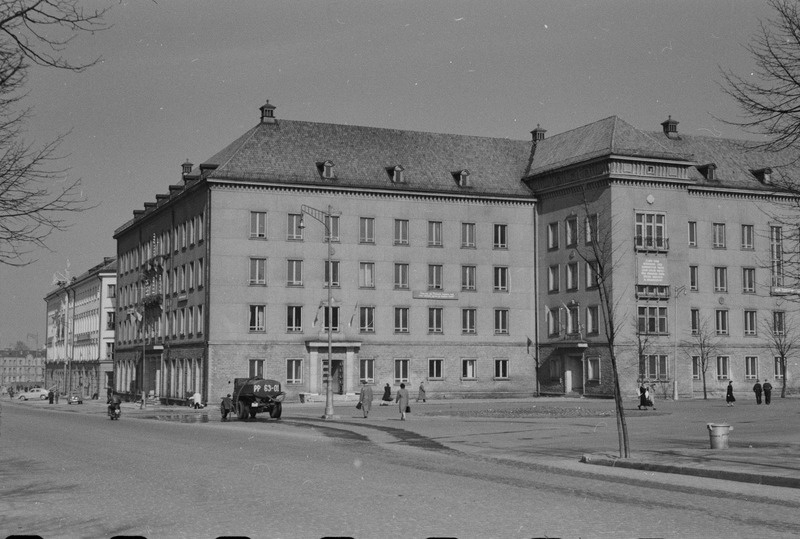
220, 394, 234, 421
753, 379, 763, 404
396, 383, 409, 420
763, 380, 773, 405
417, 381, 426, 403
380, 383, 392, 406
358, 380, 373, 418
726, 381, 736, 406
638, 384, 650, 410
48, 389, 54, 404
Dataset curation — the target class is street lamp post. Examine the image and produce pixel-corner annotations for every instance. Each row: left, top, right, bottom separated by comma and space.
300, 204, 338, 419
673, 285, 686, 400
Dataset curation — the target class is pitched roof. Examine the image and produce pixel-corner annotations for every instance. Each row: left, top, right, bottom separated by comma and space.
201, 119, 534, 198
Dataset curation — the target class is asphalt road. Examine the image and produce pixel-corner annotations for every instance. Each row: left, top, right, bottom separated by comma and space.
2, 398, 800, 539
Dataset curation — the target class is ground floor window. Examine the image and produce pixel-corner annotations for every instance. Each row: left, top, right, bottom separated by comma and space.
716, 356, 729, 380
549, 357, 561, 381
249, 359, 264, 379
774, 356, 785, 379
428, 358, 443, 380
462, 358, 477, 380
494, 358, 508, 379
745, 356, 758, 380
692, 356, 700, 379
586, 357, 600, 382
641, 354, 668, 380
286, 359, 302, 384
394, 359, 409, 383
360, 358, 374, 383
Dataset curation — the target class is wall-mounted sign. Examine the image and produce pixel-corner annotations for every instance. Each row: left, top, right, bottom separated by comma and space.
413, 291, 458, 300
638, 257, 668, 284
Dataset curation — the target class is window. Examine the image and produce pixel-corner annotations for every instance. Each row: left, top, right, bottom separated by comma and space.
288, 214, 303, 240
428, 221, 442, 247
774, 311, 786, 336
494, 359, 509, 379
196, 305, 203, 334
287, 359, 303, 384
462, 308, 477, 334
641, 354, 669, 380
287, 306, 303, 333
638, 306, 668, 334
692, 356, 701, 379
394, 307, 409, 333
567, 305, 579, 334
689, 265, 699, 291
493, 224, 508, 249
250, 212, 267, 238
742, 224, 754, 250
745, 356, 758, 380
359, 217, 375, 244
324, 215, 340, 242
249, 305, 266, 332
585, 214, 598, 245
197, 259, 204, 288
106, 311, 115, 331
548, 265, 559, 292
712, 223, 726, 248
586, 305, 599, 335
586, 260, 600, 289
462, 358, 477, 379
394, 263, 409, 289
461, 222, 476, 248
394, 359, 409, 383
428, 307, 443, 334
428, 358, 444, 379
249, 359, 264, 379
714, 267, 728, 292
179, 265, 186, 292
587, 357, 600, 382
688, 221, 697, 247
547, 222, 559, 249
742, 267, 756, 293
565, 216, 578, 247
549, 357, 562, 380
566, 262, 578, 291
428, 264, 443, 290
359, 262, 376, 288
774, 356, 785, 379
323, 306, 340, 332
188, 262, 195, 289
359, 306, 375, 333
715, 309, 729, 335
635, 212, 667, 250
493, 266, 509, 292
181, 222, 187, 249
547, 307, 560, 337
462, 265, 477, 291
716, 356, 730, 380
771, 226, 784, 287
494, 309, 509, 335
744, 310, 757, 336
197, 213, 204, 242
394, 219, 409, 245
359, 358, 374, 383
691, 308, 700, 335
287, 260, 303, 286
324, 260, 340, 288
250, 258, 266, 285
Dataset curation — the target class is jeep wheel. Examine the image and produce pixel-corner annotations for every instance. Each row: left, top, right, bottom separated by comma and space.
269, 402, 282, 419
237, 401, 248, 420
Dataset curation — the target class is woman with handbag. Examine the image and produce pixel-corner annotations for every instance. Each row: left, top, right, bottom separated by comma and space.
396, 382, 410, 420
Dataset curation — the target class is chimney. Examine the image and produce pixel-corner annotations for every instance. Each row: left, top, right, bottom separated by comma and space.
181, 159, 193, 179
531, 124, 547, 142
661, 116, 679, 139
260, 100, 276, 124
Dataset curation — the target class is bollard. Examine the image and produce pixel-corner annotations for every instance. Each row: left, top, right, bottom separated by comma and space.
707, 423, 733, 449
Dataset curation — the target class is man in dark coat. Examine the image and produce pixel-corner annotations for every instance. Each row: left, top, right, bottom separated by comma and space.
763, 380, 773, 405
753, 379, 763, 404
221, 394, 234, 421
358, 380, 373, 418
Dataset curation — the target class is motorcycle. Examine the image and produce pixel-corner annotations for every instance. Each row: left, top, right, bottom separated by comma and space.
108, 402, 121, 420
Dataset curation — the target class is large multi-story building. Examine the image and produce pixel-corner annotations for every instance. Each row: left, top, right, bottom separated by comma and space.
0, 349, 45, 391
44, 257, 117, 398
112, 101, 800, 404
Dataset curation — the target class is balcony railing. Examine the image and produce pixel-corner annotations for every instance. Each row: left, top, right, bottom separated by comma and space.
634, 235, 669, 251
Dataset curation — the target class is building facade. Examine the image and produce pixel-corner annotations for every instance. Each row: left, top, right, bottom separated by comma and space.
0, 349, 45, 391
112, 101, 800, 404
44, 258, 117, 398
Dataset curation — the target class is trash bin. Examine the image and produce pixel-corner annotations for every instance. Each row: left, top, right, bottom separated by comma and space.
707, 423, 733, 449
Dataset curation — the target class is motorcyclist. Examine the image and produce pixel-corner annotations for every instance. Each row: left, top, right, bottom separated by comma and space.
107, 393, 122, 417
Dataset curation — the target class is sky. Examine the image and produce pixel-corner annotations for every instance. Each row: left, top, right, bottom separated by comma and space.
0, 0, 777, 349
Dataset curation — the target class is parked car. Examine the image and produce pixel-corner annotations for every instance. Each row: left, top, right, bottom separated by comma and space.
67, 393, 83, 405
17, 388, 48, 400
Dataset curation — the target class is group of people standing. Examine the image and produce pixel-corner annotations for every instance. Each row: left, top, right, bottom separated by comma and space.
725, 380, 774, 406
358, 381, 426, 420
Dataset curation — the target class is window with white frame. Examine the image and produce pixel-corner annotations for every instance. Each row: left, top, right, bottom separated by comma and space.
741, 224, 754, 250
715, 309, 729, 335
249, 359, 264, 379
587, 357, 600, 382
493, 224, 508, 249
461, 222, 476, 248
197, 213, 204, 242
428, 264, 443, 290
586, 305, 599, 335
359, 358, 374, 383
462, 265, 476, 291
744, 310, 757, 336
428, 358, 443, 379
566, 262, 578, 291
774, 310, 786, 336
250, 258, 266, 285
428, 221, 442, 247
493, 266, 508, 292
641, 354, 668, 380
428, 307, 443, 334
638, 305, 668, 334
774, 356, 785, 379
742, 267, 755, 293
323, 306, 340, 332
714, 267, 728, 292
360, 262, 376, 288
745, 356, 758, 380
494, 358, 509, 379
712, 223, 726, 248
287, 359, 303, 384
547, 307, 560, 337
394, 263, 409, 289
691, 308, 700, 335
548, 265, 559, 292
462, 308, 477, 334
394, 219, 409, 245
567, 305, 579, 334
359, 217, 375, 244
323, 215, 339, 242
689, 265, 699, 291
565, 216, 578, 247
359, 306, 375, 333
771, 225, 784, 287
197, 258, 204, 288
586, 260, 599, 288
462, 358, 477, 379
249, 305, 266, 332
287, 306, 302, 333
716, 355, 730, 380
288, 214, 303, 240
394, 359, 409, 383
547, 222, 559, 250
688, 221, 697, 247
287, 260, 303, 286
196, 305, 203, 334
692, 355, 701, 379
324, 260, 340, 287
494, 309, 509, 335
394, 307, 409, 333
635, 212, 667, 250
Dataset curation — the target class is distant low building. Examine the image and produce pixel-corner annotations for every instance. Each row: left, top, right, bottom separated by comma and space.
0, 349, 45, 391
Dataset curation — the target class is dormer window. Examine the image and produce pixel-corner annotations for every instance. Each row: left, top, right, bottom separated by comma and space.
387, 165, 405, 183
453, 169, 471, 188
751, 167, 773, 184
697, 163, 717, 181
317, 160, 336, 180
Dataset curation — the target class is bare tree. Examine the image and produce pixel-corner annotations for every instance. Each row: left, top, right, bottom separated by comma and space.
0, 0, 109, 266
683, 316, 722, 400
762, 309, 800, 398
